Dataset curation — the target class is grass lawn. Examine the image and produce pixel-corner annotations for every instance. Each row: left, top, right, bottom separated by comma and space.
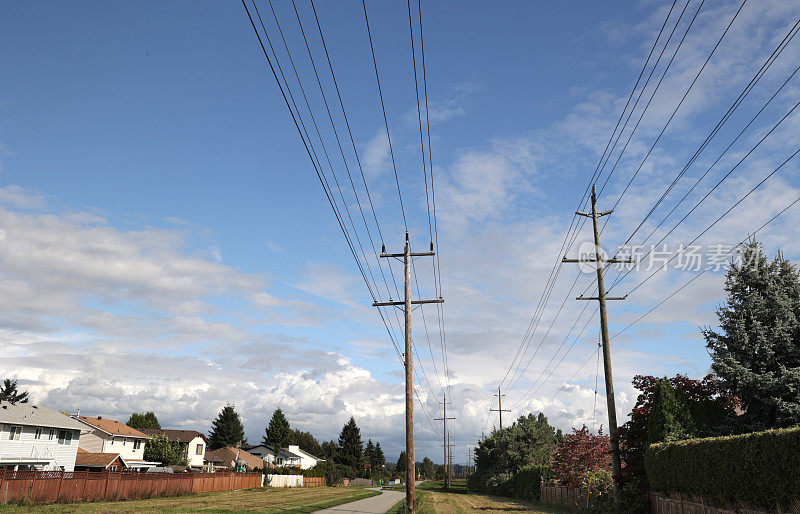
0, 486, 381, 513
388, 481, 560, 514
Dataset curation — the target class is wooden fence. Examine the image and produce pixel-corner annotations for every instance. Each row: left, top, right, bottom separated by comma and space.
0, 469, 262, 505
649, 492, 779, 514
303, 476, 324, 487
540, 483, 588, 512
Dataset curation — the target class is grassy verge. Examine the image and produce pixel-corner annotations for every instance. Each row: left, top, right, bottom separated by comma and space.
0, 486, 381, 513
392, 480, 562, 513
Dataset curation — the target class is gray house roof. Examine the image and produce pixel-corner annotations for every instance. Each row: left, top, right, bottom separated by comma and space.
0, 401, 86, 430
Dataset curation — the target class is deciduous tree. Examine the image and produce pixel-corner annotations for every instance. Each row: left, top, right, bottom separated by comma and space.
551, 426, 610, 487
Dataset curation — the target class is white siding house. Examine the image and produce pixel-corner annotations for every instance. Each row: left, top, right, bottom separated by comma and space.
243, 444, 304, 467
0, 401, 87, 471
73, 415, 157, 469
286, 445, 324, 470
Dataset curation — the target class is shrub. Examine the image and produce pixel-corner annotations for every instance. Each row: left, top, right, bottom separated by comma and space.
512, 464, 552, 501
645, 426, 800, 510
552, 426, 610, 486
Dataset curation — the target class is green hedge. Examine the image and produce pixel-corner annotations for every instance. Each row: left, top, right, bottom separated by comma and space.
645, 426, 800, 510
492, 465, 552, 501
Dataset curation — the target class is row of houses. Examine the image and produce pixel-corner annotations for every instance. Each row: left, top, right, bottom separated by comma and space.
0, 400, 323, 473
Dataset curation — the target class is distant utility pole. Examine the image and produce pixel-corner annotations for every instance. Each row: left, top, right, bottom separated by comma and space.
562, 184, 632, 500
373, 233, 443, 512
490, 387, 510, 429
466, 447, 472, 477
434, 396, 455, 488
448, 439, 455, 484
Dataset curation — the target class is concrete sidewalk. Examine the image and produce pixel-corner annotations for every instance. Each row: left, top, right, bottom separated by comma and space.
314, 488, 404, 514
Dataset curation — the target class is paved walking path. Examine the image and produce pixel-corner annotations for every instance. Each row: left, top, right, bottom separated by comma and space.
314, 486, 406, 514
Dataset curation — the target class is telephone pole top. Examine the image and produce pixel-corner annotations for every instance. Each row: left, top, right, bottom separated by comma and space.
490, 386, 511, 430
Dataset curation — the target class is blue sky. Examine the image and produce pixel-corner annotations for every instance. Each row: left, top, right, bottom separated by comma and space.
2, 0, 800, 464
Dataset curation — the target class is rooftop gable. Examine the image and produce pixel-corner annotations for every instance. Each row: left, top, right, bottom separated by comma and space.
73, 415, 150, 438
0, 401, 86, 431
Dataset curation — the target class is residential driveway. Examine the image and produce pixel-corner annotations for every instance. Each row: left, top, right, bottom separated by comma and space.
314, 487, 404, 514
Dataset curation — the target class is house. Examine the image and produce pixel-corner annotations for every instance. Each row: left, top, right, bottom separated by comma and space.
140, 429, 208, 469
204, 446, 266, 471
74, 448, 125, 472
241, 444, 305, 468
285, 445, 324, 470
72, 415, 158, 470
0, 400, 87, 471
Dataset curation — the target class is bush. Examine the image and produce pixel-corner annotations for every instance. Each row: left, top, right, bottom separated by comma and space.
511, 464, 552, 501
552, 426, 610, 486
645, 426, 800, 510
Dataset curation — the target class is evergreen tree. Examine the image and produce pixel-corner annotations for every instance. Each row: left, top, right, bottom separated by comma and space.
208, 405, 247, 450
374, 442, 385, 467
263, 408, 291, 455
336, 417, 363, 468
703, 241, 800, 428
421, 457, 435, 479
365, 439, 375, 468
646, 379, 695, 443
286, 429, 322, 457
0, 379, 29, 404
321, 440, 338, 461
396, 450, 407, 474
127, 411, 161, 430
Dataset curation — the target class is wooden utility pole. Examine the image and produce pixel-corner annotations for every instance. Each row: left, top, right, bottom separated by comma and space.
374, 233, 443, 512
434, 396, 455, 488
490, 387, 510, 429
562, 184, 631, 500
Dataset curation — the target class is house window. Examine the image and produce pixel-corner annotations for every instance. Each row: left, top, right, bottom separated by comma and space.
109, 465, 118, 472
57, 429, 73, 445
111, 436, 115, 445
35, 428, 43, 440
134, 439, 141, 450
195, 444, 204, 455
122, 438, 127, 446
7, 426, 22, 440
48, 429, 55, 440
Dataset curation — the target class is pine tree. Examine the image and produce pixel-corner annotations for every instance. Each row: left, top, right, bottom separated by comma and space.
336, 417, 363, 469
396, 450, 407, 473
263, 408, 291, 455
127, 411, 160, 430
208, 405, 247, 450
374, 442, 385, 467
703, 241, 800, 428
0, 379, 29, 404
365, 439, 375, 468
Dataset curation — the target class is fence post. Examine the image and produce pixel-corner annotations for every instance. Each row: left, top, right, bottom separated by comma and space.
56, 470, 65, 502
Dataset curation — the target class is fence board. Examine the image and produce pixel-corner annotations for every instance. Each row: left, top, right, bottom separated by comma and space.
0, 469, 261, 505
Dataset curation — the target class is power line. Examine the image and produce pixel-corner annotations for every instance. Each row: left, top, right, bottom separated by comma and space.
612, 193, 800, 338
361, 0, 408, 230
498, 0, 684, 392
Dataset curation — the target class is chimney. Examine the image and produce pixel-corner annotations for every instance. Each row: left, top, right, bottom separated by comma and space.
76, 408, 80, 416
97, 416, 102, 420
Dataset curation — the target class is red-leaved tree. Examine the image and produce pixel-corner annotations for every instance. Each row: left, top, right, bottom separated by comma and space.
551, 426, 611, 486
